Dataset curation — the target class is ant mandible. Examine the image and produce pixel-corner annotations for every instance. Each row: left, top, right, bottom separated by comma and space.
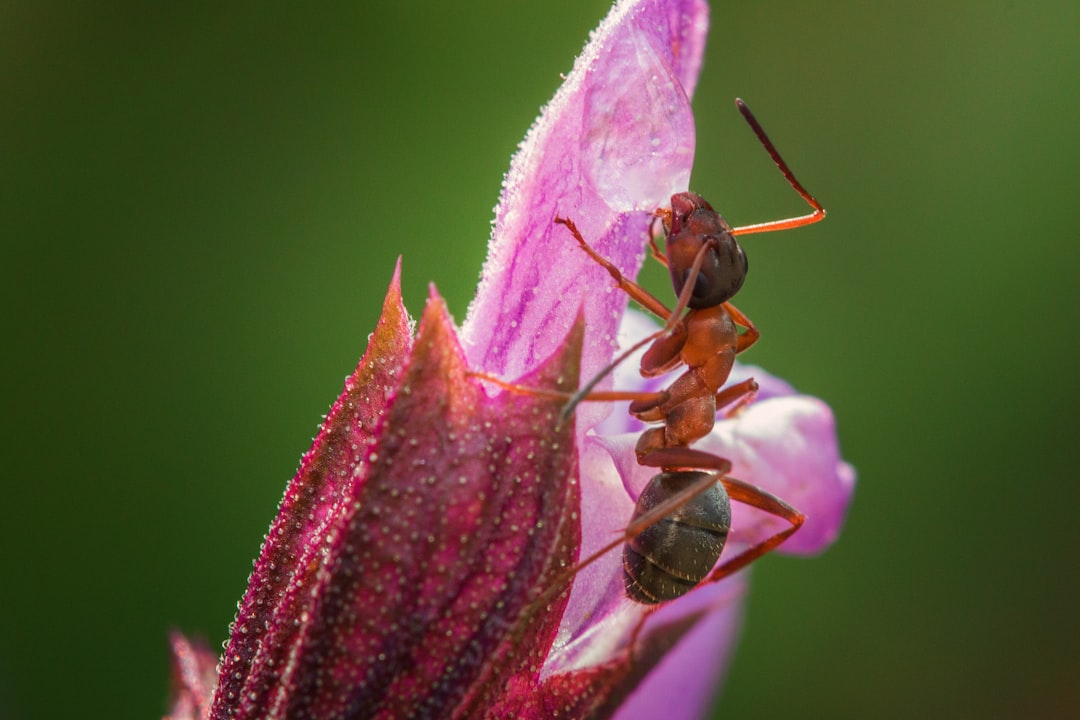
474, 99, 825, 604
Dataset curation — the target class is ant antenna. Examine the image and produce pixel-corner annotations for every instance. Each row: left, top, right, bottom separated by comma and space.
730, 98, 826, 236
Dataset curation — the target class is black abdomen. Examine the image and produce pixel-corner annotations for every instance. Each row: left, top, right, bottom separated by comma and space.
623, 471, 731, 604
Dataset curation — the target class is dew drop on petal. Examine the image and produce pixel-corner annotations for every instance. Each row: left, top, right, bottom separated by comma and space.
581, 23, 695, 211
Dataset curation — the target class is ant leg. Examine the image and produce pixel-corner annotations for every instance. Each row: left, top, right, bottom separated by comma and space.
705, 476, 804, 583
637, 446, 732, 474
715, 378, 758, 417
647, 213, 668, 267
638, 322, 688, 378
648, 235, 666, 266
556, 320, 678, 422
730, 98, 826, 236
555, 217, 673, 320
554, 219, 717, 420
468, 370, 667, 406
723, 302, 760, 353
632, 378, 759, 458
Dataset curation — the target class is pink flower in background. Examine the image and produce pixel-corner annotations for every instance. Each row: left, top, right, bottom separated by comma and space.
165, 1, 854, 718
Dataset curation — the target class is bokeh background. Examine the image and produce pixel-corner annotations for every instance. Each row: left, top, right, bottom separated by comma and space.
3, 1, 1077, 718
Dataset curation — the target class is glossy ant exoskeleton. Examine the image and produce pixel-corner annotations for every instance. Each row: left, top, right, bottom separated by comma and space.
474, 99, 825, 604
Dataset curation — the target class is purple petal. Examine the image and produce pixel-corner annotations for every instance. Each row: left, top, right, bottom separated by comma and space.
243, 293, 583, 718
526, 575, 747, 720
612, 579, 746, 719
457, 0, 713, 692
585, 395, 855, 715
592, 401, 854, 564
593, 309, 854, 556
462, 0, 709, 434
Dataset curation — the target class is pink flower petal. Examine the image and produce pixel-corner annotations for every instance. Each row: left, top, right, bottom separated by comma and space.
462, 0, 709, 436
457, 0, 716, 689
612, 579, 745, 720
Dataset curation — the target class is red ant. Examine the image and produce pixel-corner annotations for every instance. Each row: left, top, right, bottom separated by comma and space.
474, 99, 825, 604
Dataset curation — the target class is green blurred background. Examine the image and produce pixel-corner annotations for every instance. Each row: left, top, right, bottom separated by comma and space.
2, 1, 1077, 718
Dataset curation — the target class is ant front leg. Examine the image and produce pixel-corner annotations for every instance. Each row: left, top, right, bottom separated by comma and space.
706, 476, 804, 583
555, 217, 673, 321
723, 302, 760, 354
638, 321, 688, 378
647, 211, 669, 267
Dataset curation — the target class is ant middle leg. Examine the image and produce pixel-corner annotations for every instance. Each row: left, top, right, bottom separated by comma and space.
467, 370, 668, 407
715, 378, 758, 417
723, 302, 760, 353
631, 378, 758, 460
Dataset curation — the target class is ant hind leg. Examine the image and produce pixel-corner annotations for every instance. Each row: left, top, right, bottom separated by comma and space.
705, 476, 804, 583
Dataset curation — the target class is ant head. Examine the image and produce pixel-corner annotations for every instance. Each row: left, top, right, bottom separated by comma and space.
665, 192, 747, 309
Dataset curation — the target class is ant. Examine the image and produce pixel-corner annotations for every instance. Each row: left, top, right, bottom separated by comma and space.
474, 99, 825, 604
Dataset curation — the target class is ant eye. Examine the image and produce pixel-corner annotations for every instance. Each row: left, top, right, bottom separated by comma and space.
691, 269, 712, 300
666, 227, 746, 309
677, 234, 746, 309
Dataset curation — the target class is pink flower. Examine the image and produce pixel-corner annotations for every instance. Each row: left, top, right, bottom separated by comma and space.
166, 1, 854, 718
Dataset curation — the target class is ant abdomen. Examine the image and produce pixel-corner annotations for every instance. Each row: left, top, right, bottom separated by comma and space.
623, 471, 731, 604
